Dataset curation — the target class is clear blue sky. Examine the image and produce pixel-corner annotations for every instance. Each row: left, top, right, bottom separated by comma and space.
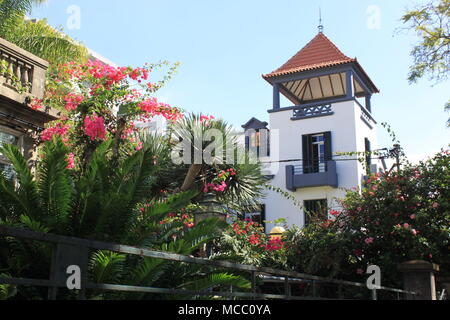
31, 0, 449, 162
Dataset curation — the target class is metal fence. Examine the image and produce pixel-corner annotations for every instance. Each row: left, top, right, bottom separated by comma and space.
0, 225, 416, 300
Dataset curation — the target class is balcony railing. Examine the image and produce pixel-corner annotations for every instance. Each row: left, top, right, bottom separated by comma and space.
286, 159, 338, 190
291, 103, 334, 120
0, 37, 48, 102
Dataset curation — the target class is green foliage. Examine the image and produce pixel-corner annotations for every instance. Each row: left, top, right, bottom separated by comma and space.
169, 113, 267, 212
0, 57, 266, 300
0, 0, 88, 67
401, 0, 450, 84
1, 18, 88, 66
284, 150, 450, 288
0, 274, 17, 300
0, 136, 253, 300
217, 218, 289, 269
400, 0, 450, 125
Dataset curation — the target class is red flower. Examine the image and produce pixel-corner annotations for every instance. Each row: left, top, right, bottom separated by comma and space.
249, 234, 261, 245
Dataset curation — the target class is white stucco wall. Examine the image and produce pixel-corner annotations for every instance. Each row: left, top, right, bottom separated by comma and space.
262, 100, 380, 231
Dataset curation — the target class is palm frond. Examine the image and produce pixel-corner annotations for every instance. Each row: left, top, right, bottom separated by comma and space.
0, 144, 40, 219
89, 250, 126, 284
37, 138, 73, 231
0, 273, 17, 300
180, 272, 251, 293
1, 17, 88, 65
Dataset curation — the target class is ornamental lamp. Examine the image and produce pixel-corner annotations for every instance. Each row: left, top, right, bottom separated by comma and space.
269, 226, 286, 240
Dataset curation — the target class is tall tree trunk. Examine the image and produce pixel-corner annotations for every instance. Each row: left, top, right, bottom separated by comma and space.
180, 164, 203, 191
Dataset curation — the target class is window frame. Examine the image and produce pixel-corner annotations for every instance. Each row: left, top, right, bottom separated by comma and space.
0, 126, 24, 180
303, 199, 328, 226
302, 131, 332, 174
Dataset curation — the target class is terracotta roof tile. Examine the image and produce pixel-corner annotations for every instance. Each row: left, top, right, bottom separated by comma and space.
263, 33, 356, 79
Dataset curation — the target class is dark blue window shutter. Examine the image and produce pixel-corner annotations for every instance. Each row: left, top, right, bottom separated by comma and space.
324, 131, 332, 161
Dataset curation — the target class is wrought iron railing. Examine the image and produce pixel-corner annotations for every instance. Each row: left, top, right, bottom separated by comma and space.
293, 158, 328, 175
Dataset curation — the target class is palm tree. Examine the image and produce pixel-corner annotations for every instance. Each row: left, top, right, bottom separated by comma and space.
168, 113, 267, 215
0, 0, 47, 35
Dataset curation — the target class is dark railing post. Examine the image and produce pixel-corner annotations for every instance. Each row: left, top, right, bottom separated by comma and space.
371, 289, 377, 300
48, 243, 58, 300
284, 277, 291, 299
398, 260, 440, 300
251, 271, 257, 300
312, 280, 317, 298
48, 243, 89, 300
337, 284, 343, 299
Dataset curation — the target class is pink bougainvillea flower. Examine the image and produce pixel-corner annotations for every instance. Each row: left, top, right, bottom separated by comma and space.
432, 202, 439, 208
403, 223, 410, 229
41, 123, 69, 142
200, 115, 215, 124
410, 214, 416, 220
30, 98, 44, 111
364, 237, 374, 245
64, 93, 84, 111
411, 229, 418, 236
138, 98, 159, 113
66, 153, 75, 170
135, 141, 143, 151
83, 113, 106, 141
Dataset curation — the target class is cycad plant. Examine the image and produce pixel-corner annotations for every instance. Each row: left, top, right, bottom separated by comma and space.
0, 137, 251, 299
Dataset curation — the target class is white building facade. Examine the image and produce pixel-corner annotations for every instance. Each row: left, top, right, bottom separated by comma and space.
242, 32, 383, 231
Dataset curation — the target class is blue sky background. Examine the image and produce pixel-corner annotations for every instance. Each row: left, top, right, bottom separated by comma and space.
31, 0, 449, 163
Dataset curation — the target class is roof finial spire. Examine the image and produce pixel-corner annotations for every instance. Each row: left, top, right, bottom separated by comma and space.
318, 8, 324, 33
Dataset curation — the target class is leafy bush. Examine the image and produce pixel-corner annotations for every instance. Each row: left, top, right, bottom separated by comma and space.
285, 150, 450, 288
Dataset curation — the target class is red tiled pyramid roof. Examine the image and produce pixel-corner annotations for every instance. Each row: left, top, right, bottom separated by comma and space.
263, 33, 356, 79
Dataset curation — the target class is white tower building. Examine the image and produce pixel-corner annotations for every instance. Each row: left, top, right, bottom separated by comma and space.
242, 32, 382, 231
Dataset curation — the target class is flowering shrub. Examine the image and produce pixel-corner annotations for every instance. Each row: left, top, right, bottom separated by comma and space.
203, 168, 237, 194
83, 114, 107, 141
38, 60, 183, 168
284, 150, 450, 287
219, 218, 288, 268
40, 123, 69, 142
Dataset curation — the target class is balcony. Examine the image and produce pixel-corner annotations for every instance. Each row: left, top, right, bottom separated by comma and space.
286, 159, 338, 191
0, 37, 59, 131
0, 37, 48, 103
